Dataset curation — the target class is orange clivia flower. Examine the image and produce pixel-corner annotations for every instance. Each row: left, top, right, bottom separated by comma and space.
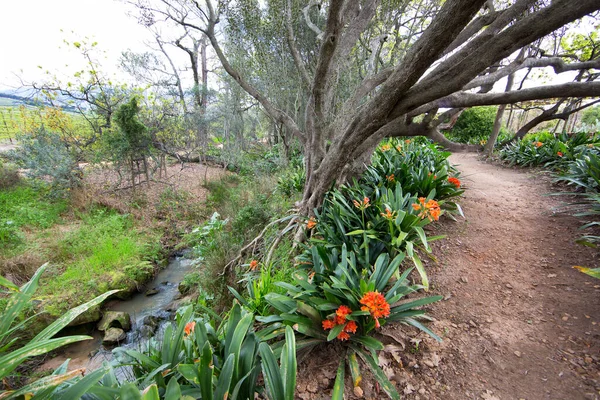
412, 197, 441, 221
386, 174, 395, 183
557, 151, 563, 157
380, 143, 392, 152
336, 305, 352, 320
249, 260, 259, 271
448, 177, 461, 188
322, 319, 336, 330
353, 197, 370, 210
360, 291, 391, 320
306, 217, 317, 230
395, 145, 402, 152
344, 320, 358, 334
337, 331, 351, 341
380, 207, 396, 221
405, 139, 411, 144
184, 321, 196, 336
535, 141, 543, 148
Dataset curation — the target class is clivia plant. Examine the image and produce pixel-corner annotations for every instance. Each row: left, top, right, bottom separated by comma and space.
260, 246, 442, 399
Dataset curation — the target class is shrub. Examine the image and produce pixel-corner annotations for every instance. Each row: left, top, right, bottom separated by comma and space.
581, 105, 600, 126
8, 128, 81, 197
445, 106, 498, 144
277, 165, 306, 196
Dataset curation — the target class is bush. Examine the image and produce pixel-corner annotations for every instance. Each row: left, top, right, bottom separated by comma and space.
581, 105, 600, 126
78, 304, 298, 400
445, 106, 498, 144
8, 128, 81, 196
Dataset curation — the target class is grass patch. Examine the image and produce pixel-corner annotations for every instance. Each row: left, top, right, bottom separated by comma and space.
38, 208, 162, 316
0, 183, 68, 256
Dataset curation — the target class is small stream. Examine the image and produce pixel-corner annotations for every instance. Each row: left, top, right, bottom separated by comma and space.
41, 254, 195, 373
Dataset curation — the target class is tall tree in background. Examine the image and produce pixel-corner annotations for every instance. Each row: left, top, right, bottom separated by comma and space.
131, 0, 600, 214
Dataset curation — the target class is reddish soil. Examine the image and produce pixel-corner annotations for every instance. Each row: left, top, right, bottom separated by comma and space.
295, 153, 600, 400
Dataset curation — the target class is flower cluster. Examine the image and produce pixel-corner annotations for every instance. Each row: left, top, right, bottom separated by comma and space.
306, 217, 317, 230
353, 197, 370, 210
535, 141, 543, 148
386, 174, 395, 183
448, 176, 461, 188
249, 260, 259, 271
380, 143, 392, 152
322, 305, 358, 341
557, 151, 564, 157
412, 197, 441, 221
360, 291, 390, 329
380, 207, 396, 221
184, 321, 196, 336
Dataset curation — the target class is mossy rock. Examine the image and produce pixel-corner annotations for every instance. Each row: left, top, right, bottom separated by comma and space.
97, 311, 132, 331
103, 327, 126, 344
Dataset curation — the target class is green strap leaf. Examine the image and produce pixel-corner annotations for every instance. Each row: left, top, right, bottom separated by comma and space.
34, 289, 120, 342
282, 326, 297, 400
330, 356, 345, 400
259, 342, 284, 400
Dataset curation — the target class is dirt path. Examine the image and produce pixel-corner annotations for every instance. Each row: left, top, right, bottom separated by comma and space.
413, 153, 600, 400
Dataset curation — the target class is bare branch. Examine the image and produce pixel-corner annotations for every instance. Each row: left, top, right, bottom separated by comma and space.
286, 0, 312, 90
424, 82, 600, 110
466, 57, 600, 90
303, 0, 324, 39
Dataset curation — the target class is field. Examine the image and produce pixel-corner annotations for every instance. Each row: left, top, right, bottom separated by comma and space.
0, 105, 93, 141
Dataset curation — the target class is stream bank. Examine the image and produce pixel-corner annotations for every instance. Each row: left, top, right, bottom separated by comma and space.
38, 253, 196, 373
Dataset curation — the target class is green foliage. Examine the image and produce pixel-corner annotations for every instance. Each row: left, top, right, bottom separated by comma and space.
40, 208, 160, 316
8, 127, 82, 196
500, 131, 597, 168
260, 248, 441, 400
367, 139, 464, 207
230, 258, 294, 317
573, 266, 600, 279
445, 106, 498, 144
0, 263, 118, 398
581, 105, 600, 126
277, 165, 306, 197
233, 199, 271, 233
85, 304, 297, 400
0, 183, 67, 253
303, 139, 462, 288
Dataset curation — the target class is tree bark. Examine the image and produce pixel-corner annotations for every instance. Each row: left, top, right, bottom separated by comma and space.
484, 72, 515, 156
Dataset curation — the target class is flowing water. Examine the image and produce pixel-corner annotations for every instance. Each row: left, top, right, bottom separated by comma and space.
40, 254, 195, 372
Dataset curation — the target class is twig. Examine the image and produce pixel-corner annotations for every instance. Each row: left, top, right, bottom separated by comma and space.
220, 214, 297, 276
264, 217, 299, 266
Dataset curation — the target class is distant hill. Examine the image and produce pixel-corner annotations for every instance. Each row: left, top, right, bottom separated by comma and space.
0, 92, 77, 112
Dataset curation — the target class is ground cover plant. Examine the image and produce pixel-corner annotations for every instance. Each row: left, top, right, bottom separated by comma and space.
0, 263, 118, 398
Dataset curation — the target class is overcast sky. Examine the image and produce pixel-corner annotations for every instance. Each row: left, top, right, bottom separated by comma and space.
0, 0, 153, 91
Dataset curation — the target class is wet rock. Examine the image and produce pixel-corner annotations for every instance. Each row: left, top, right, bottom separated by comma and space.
145, 288, 160, 296
97, 311, 132, 332
103, 327, 126, 344
139, 325, 156, 338
143, 315, 159, 329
